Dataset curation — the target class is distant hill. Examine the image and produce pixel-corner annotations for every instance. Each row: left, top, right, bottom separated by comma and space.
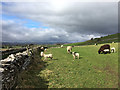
64, 33, 120, 46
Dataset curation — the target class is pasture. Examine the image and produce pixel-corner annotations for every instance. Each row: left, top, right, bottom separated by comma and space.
39, 43, 118, 88
17, 43, 118, 88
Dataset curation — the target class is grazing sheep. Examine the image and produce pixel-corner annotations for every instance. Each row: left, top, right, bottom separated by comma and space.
43, 54, 53, 60
67, 46, 73, 53
111, 47, 115, 53
72, 52, 79, 59
98, 44, 110, 54
61, 45, 63, 48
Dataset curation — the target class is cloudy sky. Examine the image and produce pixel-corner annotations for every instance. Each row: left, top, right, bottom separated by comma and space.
1, 1, 118, 43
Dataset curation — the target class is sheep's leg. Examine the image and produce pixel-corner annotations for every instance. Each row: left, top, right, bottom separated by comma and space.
73, 56, 75, 59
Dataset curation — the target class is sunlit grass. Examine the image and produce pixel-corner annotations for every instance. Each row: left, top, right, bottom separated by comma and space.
40, 43, 118, 88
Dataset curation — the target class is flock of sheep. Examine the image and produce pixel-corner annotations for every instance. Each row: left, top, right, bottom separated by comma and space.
40, 43, 116, 60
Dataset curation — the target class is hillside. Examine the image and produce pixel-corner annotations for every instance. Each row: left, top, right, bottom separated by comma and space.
64, 33, 120, 46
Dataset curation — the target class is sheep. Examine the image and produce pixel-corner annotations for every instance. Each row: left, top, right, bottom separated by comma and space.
61, 45, 63, 48
40, 52, 53, 60
43, 54, 53, 60
111, 47, 115, 53
98, 44, 110, 54
72, 52, 79, 59
67, 46, 73, 53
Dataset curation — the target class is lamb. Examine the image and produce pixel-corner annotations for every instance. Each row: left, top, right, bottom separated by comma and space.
111, 47, 115, 53
72, 52, 79, 59
40, 52, 53, 60
67, 46, 73, 53
43, 54, 53, 60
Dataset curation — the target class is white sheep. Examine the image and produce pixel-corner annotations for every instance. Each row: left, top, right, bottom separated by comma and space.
67, 46, 73, 53
40, 52, 53, 60
72, 52, 79, 59
43, 54, 53, 60
111, 47, 115, 53
61, 45, 63, 48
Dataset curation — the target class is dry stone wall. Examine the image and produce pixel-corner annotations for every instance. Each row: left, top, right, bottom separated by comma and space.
0, 47, 41, 90
1, 48, 27, 59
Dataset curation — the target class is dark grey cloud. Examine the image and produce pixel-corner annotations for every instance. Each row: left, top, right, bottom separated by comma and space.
2, 2, 118, 42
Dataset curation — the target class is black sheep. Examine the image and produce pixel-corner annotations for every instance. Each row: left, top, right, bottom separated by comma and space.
98, 44, 110, 54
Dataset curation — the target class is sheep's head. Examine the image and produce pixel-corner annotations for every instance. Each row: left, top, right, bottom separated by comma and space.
98, 50, 101, 54
72, 52, 75, 55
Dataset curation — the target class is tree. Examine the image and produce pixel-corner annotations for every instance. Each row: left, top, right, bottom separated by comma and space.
91, 38, 94, 40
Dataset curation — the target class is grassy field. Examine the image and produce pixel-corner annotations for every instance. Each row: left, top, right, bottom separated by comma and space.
16, 43, 118, 88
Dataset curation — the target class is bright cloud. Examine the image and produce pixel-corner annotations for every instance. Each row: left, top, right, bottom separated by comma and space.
1, 1, 118, 43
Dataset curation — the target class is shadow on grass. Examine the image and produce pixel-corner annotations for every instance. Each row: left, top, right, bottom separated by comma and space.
16, 52, 49, 88
43, 58, 58, 61
79, 56, 83, 59
52, 58, 58, 60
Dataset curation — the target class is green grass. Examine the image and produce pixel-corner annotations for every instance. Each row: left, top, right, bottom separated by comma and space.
40, 43, 118, 88
16, 43, 118, 88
